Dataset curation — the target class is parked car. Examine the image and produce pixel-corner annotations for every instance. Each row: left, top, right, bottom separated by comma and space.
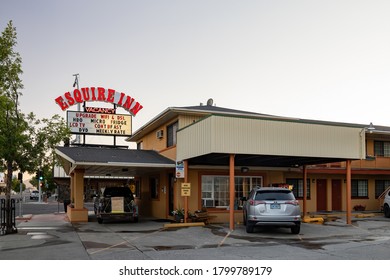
242, 187, 301, 234
93, 186, 138, 224
383, 189, 390, 218
30, 190, 39, 200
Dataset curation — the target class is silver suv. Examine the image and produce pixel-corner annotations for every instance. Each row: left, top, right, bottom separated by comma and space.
383, 189, 390, 218
243, 187, 301, 234
93, 186, 138, 224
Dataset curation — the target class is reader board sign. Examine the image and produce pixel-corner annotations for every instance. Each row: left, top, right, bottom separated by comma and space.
67, 110, 132, 136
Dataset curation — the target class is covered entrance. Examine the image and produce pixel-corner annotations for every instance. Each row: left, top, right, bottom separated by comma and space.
55, 146, 175, 222
176, 115, 364, 229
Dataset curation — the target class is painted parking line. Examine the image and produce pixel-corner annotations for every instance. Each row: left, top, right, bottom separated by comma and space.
218, 230, 232, 247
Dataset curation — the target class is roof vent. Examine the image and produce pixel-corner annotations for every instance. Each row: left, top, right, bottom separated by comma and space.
206, 98, 214, 106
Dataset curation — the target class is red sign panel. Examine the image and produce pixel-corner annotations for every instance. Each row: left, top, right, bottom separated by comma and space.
55, 87, 143, 116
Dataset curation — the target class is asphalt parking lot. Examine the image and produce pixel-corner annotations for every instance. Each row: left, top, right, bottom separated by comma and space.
1, 211, 390, 260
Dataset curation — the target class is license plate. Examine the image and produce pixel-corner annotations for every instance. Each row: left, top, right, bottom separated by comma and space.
270, 203, 281, 209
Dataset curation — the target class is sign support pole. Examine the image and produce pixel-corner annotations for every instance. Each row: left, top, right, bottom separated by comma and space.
184, 160, 188, 223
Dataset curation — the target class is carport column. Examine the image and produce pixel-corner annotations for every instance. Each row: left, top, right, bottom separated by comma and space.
67, 168, 88, 222
184, 160, 188, 223
229, 154, 235, 231
69, 172, 75, 206
346, 160, 352, 225
302, 165, 307, 218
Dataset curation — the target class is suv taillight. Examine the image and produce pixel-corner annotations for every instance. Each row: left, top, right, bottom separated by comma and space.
250, 200, 266, 206
285, 200, 299, 206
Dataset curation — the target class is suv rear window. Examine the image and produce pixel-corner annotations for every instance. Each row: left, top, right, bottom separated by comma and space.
255, 190, 295, 201
103, 187, 133, 198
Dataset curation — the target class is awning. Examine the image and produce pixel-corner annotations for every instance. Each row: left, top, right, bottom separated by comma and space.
55, 146, 176, 177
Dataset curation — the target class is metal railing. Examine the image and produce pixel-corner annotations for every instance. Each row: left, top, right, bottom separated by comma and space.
0, 198, 17, 235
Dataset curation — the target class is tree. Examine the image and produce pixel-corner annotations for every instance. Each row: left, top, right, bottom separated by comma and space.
0, 21, 24, 234
30, 113, 70, 192
0, 21, 70, 234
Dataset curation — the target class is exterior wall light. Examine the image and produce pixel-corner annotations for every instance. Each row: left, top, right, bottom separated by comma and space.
367, 122, 375, 133
241, 167, 249, 173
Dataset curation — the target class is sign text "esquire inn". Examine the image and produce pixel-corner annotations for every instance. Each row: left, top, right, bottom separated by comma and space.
55, 87, 143, 116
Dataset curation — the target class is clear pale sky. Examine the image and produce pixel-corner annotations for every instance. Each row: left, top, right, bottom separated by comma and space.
2, 0, 390, 144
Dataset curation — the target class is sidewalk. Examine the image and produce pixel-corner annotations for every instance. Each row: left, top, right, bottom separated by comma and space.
0, 212, 90, 260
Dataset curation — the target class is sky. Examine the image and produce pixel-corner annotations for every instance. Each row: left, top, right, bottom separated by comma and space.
1, 0, 390, 146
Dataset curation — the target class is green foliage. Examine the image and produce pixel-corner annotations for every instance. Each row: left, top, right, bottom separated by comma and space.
0, 20, 70, 196
11, 177, 25, 193
0, 20, 23, 100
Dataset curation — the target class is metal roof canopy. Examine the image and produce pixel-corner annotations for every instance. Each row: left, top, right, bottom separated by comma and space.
55, 146, 175, 177
177, 115, 364, 167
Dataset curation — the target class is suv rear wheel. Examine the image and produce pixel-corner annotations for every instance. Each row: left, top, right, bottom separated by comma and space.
291, 224, 300, 234
384, 204, 390, 218
246, 222, 254, 233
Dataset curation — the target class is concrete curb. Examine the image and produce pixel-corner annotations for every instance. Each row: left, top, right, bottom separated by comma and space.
16, 214, 33, 221
163, 222, 205, 228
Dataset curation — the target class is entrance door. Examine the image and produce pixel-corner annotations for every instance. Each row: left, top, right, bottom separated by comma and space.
316, 179, 327, 211
332, 179, 342, 211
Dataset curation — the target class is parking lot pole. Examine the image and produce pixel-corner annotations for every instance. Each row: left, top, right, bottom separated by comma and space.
19, 181, 22, 217
38, 178, 41, 203
184, 160, 188, 224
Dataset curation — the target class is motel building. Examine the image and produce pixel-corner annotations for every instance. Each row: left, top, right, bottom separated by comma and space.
54, 93, 390, 229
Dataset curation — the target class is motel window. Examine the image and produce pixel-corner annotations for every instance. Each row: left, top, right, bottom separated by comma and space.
375, 180, 390, 198
374, 141, 390, 157
351, 179, 368, 198
286, 178, 311, 199
201, 175, 263, 209
149, 177, 159, 199
167, 121, 178, 147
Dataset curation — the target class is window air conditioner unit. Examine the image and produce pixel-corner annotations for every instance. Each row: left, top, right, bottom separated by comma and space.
156, 130, 163, 139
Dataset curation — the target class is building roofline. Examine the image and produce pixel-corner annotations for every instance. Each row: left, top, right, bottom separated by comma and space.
127, 102, 390, 143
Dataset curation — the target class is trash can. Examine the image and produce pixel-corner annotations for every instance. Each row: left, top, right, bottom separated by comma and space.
63, 199, 71, 213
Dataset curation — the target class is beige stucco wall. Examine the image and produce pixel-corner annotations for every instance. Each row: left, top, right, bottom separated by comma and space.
177, 115, 363, 161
